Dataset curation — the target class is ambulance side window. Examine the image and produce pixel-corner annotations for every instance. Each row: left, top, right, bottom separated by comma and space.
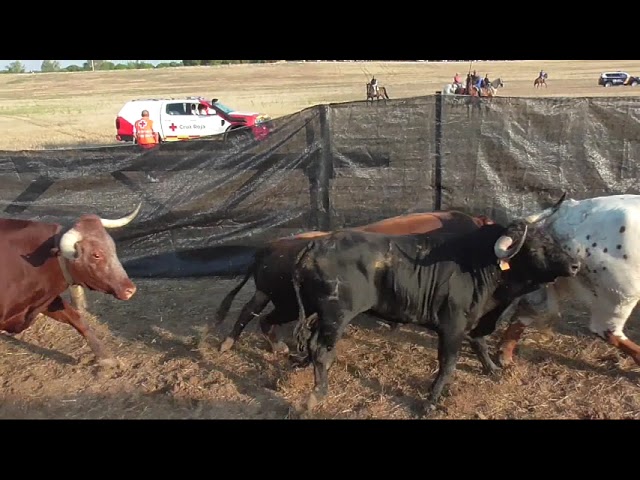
166, 103, 187, 115
188, 102, 199, 115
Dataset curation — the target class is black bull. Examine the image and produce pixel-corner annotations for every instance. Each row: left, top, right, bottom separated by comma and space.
203, 211, 494, 354
291, 212, 580, 414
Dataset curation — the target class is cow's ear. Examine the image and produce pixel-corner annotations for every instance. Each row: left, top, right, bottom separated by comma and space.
72, 241, 84, 258
499, 222, 529, 261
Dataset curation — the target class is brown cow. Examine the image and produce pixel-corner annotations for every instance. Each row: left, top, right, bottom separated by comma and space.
0, 204, 141, 367
201, 210, 494, 354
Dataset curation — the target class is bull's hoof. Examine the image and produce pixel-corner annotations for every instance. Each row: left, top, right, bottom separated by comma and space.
288, 353, 310, 369
270, 341, 290, 355
306, 392, 321, 411
420, 402, 438, 418
496, 352, 515, 368
97, 357, 120, 369
485, 363, 503, 379
481, 357, 503, 377
219, 337, 235, 353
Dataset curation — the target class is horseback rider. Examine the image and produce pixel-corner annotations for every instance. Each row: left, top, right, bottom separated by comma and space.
539, 69, 546, 79
453, 72, 463, 89
483, 73, 491, 89
475, 72, 483, 94
466, 70, 478, 93
371, 76, 379, 95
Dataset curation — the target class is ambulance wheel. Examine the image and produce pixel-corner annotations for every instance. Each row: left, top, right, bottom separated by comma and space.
224, 128, 252, 144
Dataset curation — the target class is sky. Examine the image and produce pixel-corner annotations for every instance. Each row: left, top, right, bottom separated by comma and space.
0, 60, 181, 71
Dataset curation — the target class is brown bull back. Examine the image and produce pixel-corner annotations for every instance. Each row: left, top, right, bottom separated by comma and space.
0, 219, 65, 332
281, 211, 494, 241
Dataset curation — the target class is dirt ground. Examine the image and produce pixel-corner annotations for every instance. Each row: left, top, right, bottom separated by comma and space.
1, 277, 639, 419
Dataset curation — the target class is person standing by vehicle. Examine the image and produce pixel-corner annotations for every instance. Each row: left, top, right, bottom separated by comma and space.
133, 110, 159, 149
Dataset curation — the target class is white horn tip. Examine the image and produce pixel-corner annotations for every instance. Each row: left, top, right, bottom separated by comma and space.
100, 202, 142, 229
131, 202, 142, 217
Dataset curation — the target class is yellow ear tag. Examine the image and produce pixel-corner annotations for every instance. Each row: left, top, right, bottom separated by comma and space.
499, 260, 511, 271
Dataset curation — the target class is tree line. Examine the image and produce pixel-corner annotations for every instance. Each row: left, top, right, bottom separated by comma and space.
2, 60, 288, 73
2, 60, 475, 74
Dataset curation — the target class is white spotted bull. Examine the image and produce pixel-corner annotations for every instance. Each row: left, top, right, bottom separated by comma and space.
497, 194, 640, 367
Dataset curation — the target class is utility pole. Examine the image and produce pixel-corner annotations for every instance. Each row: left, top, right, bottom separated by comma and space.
91, 60, 95, 72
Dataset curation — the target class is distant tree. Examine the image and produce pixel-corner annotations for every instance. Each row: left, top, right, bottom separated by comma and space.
41, 60, 61, 72
5, 61, 25, 73
65, 65, 83, 72
83, 60, 107, 71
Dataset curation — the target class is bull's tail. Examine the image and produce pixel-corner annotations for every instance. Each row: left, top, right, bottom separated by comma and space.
200, 260, 256, 350
214, 263, 254, 326
291, 241, 319, 357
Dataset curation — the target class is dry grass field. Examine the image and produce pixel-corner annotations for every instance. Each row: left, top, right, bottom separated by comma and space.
1, 60, 640, 420
1, 59, 640, 150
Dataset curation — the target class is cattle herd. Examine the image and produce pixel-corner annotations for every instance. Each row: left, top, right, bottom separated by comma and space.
1, 192, 640, 417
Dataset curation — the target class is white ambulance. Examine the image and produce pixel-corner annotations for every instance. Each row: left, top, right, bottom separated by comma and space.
115, 96, 272, 143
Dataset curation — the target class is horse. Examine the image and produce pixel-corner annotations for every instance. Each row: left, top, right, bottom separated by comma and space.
534, 73, 548, 88
479, 77, 505, 97
452, 75, 503, 97
366, 82, 390, 102
443, 83, 463, 95
445, 73, 477, 96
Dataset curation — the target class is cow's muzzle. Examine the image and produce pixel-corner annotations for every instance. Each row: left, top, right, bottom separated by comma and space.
115, 284, 137, 300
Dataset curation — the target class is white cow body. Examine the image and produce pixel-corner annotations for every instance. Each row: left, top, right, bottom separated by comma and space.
499, 194, 640, 364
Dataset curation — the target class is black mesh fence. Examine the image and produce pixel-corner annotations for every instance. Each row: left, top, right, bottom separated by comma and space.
1, 94, 638, 278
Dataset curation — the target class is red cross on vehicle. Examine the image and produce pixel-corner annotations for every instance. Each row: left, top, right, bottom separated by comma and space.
169, 123, 177, 132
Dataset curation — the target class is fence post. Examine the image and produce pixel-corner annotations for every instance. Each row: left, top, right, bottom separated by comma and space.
317, 105, 333, 230
306, 105, 333, 231
434, 91, 443, 211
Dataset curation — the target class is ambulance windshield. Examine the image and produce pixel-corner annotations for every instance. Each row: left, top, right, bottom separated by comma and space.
211, 100, 234, 114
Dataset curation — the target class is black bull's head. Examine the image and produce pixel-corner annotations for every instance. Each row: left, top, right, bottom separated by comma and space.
493, 193, 580, 283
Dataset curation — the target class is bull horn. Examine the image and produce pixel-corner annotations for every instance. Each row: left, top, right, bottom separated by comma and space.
494, 224, 528, 259
99, 203, 142, 229
59, 228, 83, 260
523, 192, 567, 224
